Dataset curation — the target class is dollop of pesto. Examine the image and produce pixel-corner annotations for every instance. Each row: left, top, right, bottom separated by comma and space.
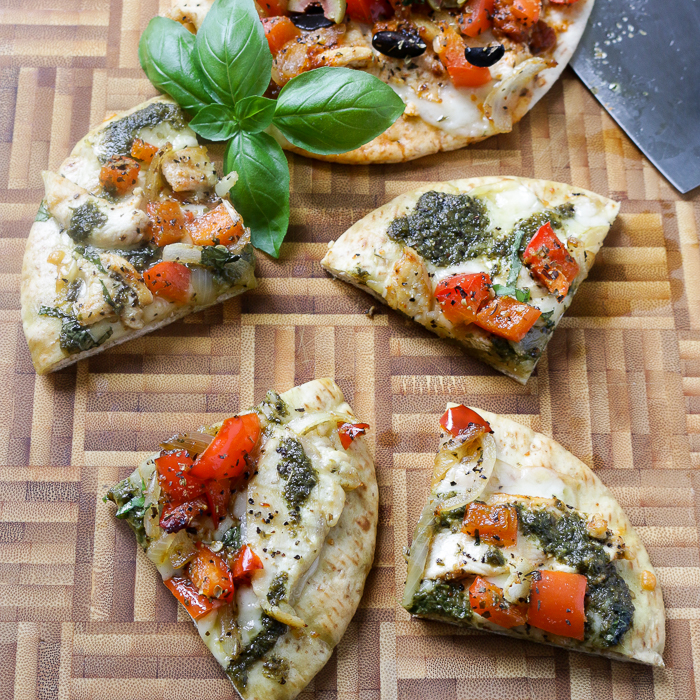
39, 306, 113, 354
517, 504, 634, 647
276, 437, 318, 520
267, 572, 289, 607
97, 101, 186, 163
408, 580, 472, 621
262, 655, 290, 685
387, 191, 492, 267
200, 243, 255, 284
67, 202, 107, 243
227, 614, 288, 690
257, 390, 290, 425
482, 546, 506, 567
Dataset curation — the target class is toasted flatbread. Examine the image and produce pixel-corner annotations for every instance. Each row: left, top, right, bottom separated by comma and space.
170, 0, 594, 163
322, 176, 619, 383
402, 405, 665, 666
106, 378, 378, 700
21, 96, 256, 375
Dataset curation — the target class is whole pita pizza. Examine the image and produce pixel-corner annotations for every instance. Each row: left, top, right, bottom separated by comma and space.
322, 176, 619, 383
402, 404, 665, 666
106, 378, 378, 700
169, 0, 594, 163
21, 96, 256, 375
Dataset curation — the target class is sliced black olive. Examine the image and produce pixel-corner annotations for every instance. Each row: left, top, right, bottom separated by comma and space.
289, 11, 334, 30
464, 44, 505, 68
372, 31, 427, 59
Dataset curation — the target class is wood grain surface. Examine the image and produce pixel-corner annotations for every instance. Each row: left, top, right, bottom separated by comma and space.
1, 1, 700, 698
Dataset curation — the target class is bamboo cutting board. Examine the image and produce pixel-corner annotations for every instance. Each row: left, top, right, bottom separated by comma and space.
2, 1, 700, 699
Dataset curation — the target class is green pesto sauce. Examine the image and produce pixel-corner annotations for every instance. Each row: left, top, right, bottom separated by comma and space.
257, 390, 290, 425
387, 191, 491, 268
408, 580, 472, 621
39, 306, 113, 354
97, 101, 186, 163
516, 504, 634, 647
276, 437, 318, 521
267, 572, 289, 607
200, 243, 255, 285
227, 614, 288, 690
104, 477, 147, 547
482, 546, 506, 567
67, 202, 107, 243
262, 655, 290, 685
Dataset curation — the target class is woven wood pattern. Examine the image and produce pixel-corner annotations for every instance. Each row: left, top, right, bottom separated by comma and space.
2, 1, 700, 698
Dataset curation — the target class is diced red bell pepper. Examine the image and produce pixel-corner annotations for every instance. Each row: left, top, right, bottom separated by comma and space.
523, 221, 580, 300
337, 422, 370, 449
435, 272, 492, 325
164, 576, 223, 620
261, 16, 301, 56
462, 502, 517, 547
527, 570, 587, 640
459, 0, 495, 37
439, 32, 492, 88
187, 203, 245, 247
492, 0, 541, 40
147, 200, 186, 247
190, 413, 262, 481
474, 295, 541, 343
159, 495, 208, 533
156, 450, 205, 503
188, 543, 235, 601
143, 261, 191, 304
346, 0, 392, 23
232, 545, 264, 581
469, 576, 528, 629
130, 138, 159, 164
99, 155, 140, 196
439, 405, 493, 439
204, 478, 232, 528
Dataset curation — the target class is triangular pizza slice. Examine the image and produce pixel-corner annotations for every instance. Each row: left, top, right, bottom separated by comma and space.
105, 378, 378, 700
21, 96, 256, 374
322, 177, 619, 383
402, 404, 665, 665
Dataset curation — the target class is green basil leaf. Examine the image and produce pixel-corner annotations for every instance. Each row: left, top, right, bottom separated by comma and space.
139, 16, 217, 114
116, 496, 145, 518
224, 130, 289, 258
189, 104, 238, 141
196, 0, 272, 106
492, 284, 531, 303
272, 67, 405, 155
235, 95, 276, 133
35, 201, 51, 222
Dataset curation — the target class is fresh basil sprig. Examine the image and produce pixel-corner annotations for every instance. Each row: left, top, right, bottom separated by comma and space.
492, 284, 531, 303
139, 0, 405, 257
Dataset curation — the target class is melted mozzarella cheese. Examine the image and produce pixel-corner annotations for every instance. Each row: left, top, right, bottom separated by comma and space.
424, 530, 509, 579
485, 459, 572, 503
237, 584, 264, 647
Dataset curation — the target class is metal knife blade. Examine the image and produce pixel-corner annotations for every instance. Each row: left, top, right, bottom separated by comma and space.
570, 0, 700, 193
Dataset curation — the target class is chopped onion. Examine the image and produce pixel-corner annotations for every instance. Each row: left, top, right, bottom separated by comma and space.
215, 170, 239, 199
159, 431, 214, 455
168, 529, 197, 569
162, 243, 202, 265
217, 603, 241, 662
484, 57, 549, 133
190, 266, 219, 306
147, 531, 176, 567
286, 410, 358, 436
402, 499, 437, 609
434, 433, 497, 516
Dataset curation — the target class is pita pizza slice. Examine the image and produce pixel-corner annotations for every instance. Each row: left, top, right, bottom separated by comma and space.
402, 404, 665, 666
105, 378, 378, 700
22, 96, 256, 375
169, 0, 595, 164
322, 176, 619, 384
